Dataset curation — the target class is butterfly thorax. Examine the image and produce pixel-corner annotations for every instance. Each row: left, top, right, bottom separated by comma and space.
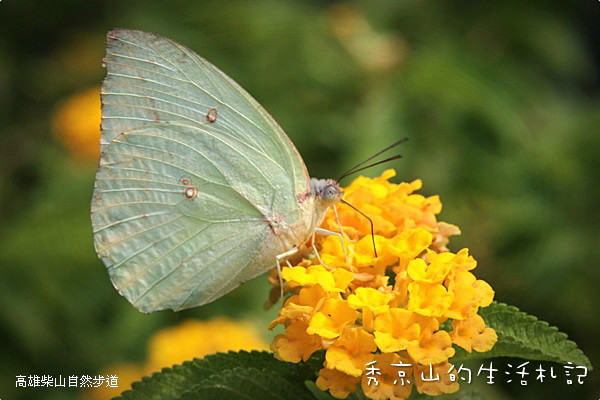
305, 177, 343, 236
266, 178, 342, 253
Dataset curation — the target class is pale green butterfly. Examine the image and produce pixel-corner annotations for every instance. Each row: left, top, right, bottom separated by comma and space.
91, 29, 347, 313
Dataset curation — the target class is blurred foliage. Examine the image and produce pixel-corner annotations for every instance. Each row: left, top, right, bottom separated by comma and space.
0, 0, 599, 399
86, 318, 268, 400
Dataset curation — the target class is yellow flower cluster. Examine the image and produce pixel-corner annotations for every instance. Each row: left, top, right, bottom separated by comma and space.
269, 170, 497, 399
51, 86, 101, 161
86, 318, 267, 400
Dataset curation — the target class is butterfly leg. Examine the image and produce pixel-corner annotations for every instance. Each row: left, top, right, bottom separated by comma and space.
332, 204, 351, 267
310, 229, 326, 268
314, 228, 351, 270
275, 247, 299, 300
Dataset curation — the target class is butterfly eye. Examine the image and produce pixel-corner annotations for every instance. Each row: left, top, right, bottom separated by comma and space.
322, 185, 340, 202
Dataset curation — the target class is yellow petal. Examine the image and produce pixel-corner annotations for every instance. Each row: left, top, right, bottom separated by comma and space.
307, 298, 357, 339
347, 287, 391, 315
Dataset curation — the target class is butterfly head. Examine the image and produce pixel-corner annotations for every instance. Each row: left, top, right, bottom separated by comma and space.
310, 178, 343, 206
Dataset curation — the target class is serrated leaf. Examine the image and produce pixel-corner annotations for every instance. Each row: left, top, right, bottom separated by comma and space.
181, 367, 314, 400
114, 350, 315, 400
450, 302, 592, 369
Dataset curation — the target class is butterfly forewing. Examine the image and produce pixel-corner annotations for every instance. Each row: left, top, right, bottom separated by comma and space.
92, 29, 311, 312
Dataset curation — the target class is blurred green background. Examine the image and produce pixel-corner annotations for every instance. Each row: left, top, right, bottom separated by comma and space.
1, 0, 599, 399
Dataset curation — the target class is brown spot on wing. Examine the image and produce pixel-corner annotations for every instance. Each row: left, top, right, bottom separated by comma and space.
179, 176, 198, 200
178, 50, 188, 64
184, 187, 198, 199
145, 96, 160, 122
106, 31, 118, 41
206, 108, 218, 123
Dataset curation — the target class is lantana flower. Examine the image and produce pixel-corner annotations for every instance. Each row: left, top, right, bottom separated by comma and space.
269, 170, 497, 399
361, 353, 413, 400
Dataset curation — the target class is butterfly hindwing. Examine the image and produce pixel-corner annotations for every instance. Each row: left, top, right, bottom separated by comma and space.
92, 123, 278, 312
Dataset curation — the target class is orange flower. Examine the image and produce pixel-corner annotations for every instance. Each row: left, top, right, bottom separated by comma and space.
348, 287, 392, 332
268, 170, 497, 399
413, 362, 460, 395
307, 298, 357, 339
387, 228, 432, 273
282, 264, 354, 293
320, 234, 354, 267
444, 282, 480, 320
51, 86, 101, 161
354, 236, 397, 272
147, 318, 267, 372
360, 353, 413, 400
407, 253, 453, 284
450, 314, 498, 353
326, 327, 377, 376
316, 367, 361, 399
373, 309, 420, 353
348, 287, 391, 313
406, 281, 453, 318
406, 316, 455, 365
271, 319, 322, 363
430, 222, 461, 253
268, 285, 328, 328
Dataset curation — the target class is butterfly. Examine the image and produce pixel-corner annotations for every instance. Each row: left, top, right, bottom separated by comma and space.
91, 29, 346, 313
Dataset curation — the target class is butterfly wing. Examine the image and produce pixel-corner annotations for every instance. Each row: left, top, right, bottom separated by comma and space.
92, 29, 310, 312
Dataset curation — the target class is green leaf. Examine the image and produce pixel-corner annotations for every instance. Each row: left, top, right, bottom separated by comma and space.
304, 350, 326, 373
114, 350, 316, 400
450, 302, 592, 369
182, 367, 310, 400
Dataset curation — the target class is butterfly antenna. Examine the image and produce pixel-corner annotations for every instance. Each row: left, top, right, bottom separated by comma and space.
337, 137, 409, 182
338, 154, 405, 181
340, 199, 378, 257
